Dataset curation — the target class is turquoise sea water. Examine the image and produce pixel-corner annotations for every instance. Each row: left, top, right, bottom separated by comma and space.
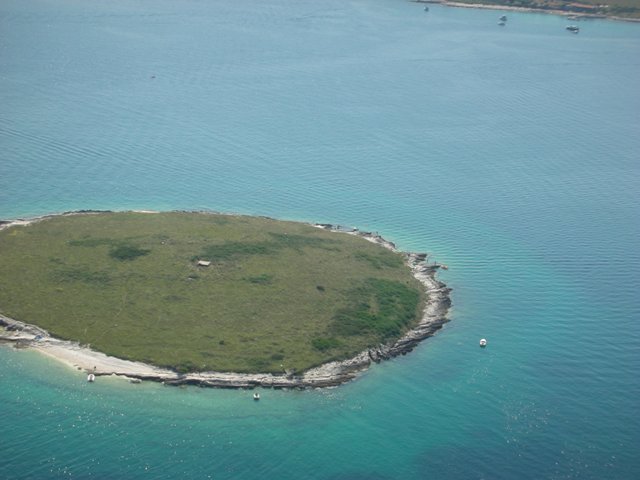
1, 0, 639, 478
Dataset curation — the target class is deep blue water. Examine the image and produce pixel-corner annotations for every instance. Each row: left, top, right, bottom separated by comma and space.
1, 0, 639, 478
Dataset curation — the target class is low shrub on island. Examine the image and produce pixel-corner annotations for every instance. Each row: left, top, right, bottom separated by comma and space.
0, 212, 425, 374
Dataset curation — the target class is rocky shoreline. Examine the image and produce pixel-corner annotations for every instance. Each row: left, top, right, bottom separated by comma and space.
0, 212, 452, 389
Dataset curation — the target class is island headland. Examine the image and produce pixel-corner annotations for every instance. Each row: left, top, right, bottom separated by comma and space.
417, 0, 640, 22
0, 211, 451, 389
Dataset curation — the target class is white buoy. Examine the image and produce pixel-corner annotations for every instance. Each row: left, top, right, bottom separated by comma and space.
87, 373, 96, 382
479, 338, 487, 347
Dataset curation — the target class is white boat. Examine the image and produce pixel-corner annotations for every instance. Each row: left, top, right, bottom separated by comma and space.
87, 373, 96, 382
479, 338, 487, 347
253, 393, 260, 401
566, 25, 580, 33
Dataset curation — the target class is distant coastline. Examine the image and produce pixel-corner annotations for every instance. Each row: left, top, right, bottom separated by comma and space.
416, 0, 640, 23
0, 211, 452, 389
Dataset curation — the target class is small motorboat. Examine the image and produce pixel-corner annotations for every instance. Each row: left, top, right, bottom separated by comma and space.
499, 15, 507, 22
87, 373, 96, 382
566, 25, 580, 33
479, 338, 487, 347
424, 6, 429, 12
253, 393, 260, 401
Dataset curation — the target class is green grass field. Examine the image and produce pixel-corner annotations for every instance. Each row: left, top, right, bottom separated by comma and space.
0, 212, 424, 374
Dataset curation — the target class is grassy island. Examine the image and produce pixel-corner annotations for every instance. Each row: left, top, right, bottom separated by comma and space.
0, 212, 425, 374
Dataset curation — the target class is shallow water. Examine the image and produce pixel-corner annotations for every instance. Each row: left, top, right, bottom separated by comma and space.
1, 0, 639, 478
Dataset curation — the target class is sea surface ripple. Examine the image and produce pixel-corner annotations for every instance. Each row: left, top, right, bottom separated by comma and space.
1, 0, 639, 478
